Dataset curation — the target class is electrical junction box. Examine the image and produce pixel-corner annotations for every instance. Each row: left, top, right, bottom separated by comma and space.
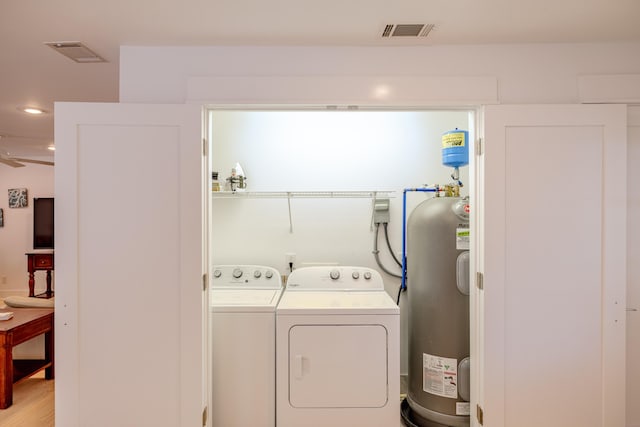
374, 198, 390, 224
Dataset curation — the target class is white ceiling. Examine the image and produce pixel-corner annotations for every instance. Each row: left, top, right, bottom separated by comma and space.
1, 0, 640, 160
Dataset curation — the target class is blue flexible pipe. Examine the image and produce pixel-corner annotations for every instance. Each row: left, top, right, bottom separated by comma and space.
401, 187, 439, 291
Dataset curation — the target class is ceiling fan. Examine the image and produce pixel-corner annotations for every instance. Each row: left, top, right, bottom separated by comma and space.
0, 134, 54, 167
0, 152, 54, 168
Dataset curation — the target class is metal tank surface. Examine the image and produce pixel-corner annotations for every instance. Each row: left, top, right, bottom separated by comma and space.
406, 196, 470, 427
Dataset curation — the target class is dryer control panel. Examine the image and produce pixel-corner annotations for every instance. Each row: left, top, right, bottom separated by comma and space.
286, 266, 384, 291
211, 265, 282, 289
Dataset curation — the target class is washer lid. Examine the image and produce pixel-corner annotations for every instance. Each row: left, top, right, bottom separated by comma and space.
276, 290, 399, 315
210, 288, 283, 312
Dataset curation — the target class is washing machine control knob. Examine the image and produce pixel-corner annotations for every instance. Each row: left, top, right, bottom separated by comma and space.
265, 270, 273, 279
254, 270, 262, 278
213, 269, 222, 278
329, 269, 340, 280
233, 268, 243, 279
352, 271, 360, 279
364, 271, 372, 280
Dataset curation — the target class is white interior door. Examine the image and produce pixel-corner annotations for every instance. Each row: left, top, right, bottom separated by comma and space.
54, 102, 205, 427
627, 106, 640, 427
479, 104, 627, 427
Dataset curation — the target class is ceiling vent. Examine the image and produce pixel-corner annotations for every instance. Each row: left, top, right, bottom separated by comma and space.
44, 41, 106, 63
381, 24, 435, 38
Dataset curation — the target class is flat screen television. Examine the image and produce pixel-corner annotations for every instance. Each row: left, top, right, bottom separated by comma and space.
33, 197, 54, 249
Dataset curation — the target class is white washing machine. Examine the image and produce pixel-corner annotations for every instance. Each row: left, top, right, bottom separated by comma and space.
276, 266, 400, 427
210, 265, 283, 427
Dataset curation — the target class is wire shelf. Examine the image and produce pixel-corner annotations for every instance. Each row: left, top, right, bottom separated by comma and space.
211, 190, 396, 232
211, 191, 395, 199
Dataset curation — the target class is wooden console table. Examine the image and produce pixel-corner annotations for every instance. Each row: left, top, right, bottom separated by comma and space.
0, 308, 54, 408
26, 253, 54, 298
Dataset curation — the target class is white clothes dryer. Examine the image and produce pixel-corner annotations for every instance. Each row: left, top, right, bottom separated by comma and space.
276, 266, 400, 427
210, 265, 283, 427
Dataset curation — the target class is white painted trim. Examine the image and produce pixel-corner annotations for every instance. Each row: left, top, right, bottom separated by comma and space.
471, 107, 485, 427
578, 74, 640, 103
629, 105, 640, 126
187, 75, 498, 106
602, 106, 628, 427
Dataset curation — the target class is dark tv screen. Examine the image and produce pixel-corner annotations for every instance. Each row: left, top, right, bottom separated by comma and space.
33, 197, 54, 249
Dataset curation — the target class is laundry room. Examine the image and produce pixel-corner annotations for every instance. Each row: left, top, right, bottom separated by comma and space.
48, 43, 638, 427
208, 108, 474, 426
209, 112, 471, 293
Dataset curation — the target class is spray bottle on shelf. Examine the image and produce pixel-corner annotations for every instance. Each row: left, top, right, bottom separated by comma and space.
226, 162, 247, 192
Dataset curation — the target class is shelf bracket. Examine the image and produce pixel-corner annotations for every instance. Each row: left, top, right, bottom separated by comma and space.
287, 192, 293, 233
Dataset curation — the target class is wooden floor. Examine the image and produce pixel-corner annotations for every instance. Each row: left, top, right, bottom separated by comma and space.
0, 374, 403, 426
0, 372, 54, 427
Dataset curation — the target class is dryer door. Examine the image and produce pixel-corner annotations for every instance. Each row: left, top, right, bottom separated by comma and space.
288, 324, 388, 408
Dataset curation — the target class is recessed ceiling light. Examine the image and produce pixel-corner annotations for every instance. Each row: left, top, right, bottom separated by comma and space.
47, 145, 56, 151
21, 107, 45, 115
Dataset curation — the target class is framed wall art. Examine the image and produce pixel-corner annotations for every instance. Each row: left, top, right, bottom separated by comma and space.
8, 188, 28, 208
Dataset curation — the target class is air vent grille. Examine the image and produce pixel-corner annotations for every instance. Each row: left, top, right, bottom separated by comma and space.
382, 25, 395, 38
381, 24, 435, 38
44, 41, 106, 63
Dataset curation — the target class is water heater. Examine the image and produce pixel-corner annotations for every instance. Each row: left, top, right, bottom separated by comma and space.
406, 196, 470, 427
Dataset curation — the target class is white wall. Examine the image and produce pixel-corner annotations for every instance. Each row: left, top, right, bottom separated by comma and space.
118, 43, 640, 415
0, 164, 53, 359
0, 163, 54, 296
120, 43, 640, 104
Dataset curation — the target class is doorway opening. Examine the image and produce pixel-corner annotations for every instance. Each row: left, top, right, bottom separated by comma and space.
205, 107, 478, 427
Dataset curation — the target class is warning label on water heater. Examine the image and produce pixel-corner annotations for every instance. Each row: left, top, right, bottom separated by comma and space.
423, 353, 458, 399
456, 227, 470, 250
